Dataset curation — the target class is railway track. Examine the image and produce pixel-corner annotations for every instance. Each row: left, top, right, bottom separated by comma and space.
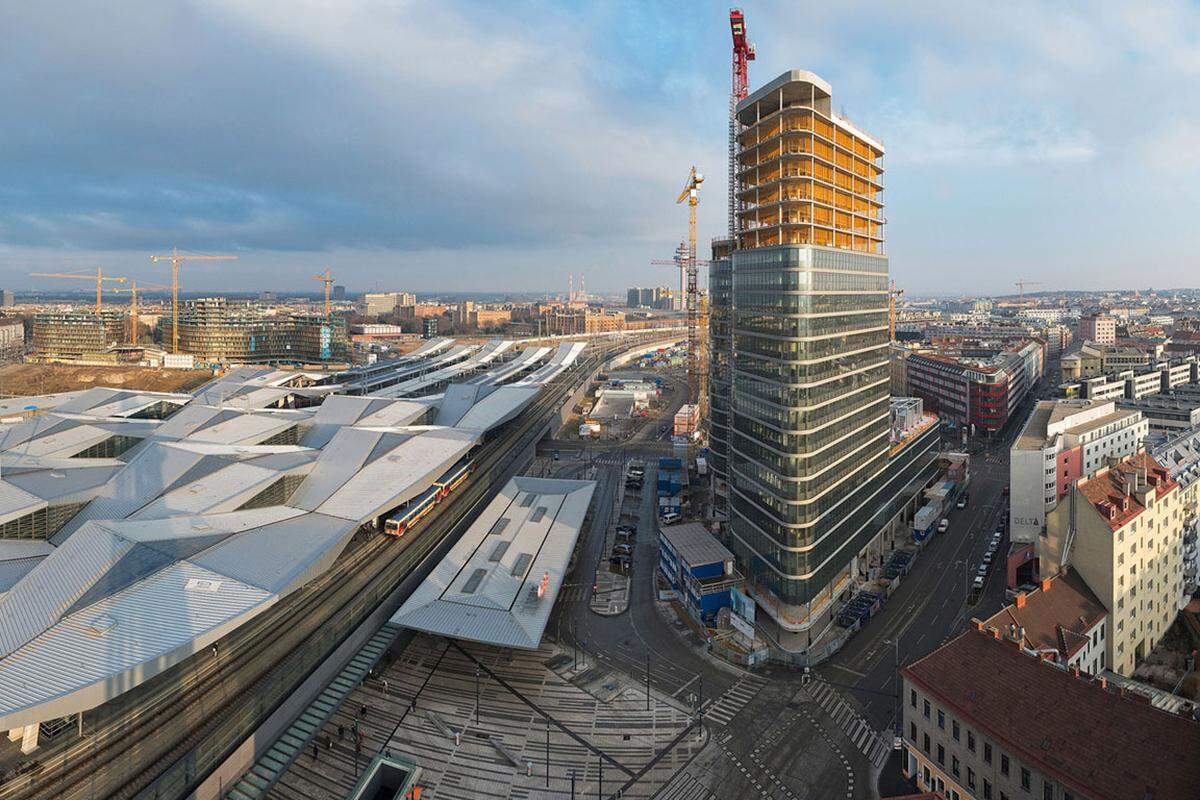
0, 341, 631, 800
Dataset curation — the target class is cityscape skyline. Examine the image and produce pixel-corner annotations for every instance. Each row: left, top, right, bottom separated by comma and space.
5, 2, 1200, 295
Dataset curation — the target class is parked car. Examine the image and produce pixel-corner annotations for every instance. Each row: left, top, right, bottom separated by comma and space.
612, 544, 632, 556
972, 576, 985, 590
937, 518, 950, 534
956, 496, 968, 509
976, 563, 989, 577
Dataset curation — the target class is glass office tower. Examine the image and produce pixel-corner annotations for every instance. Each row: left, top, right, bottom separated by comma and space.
724, 71, 897, 636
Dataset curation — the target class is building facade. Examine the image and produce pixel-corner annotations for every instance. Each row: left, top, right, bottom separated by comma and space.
708, 239, 734, 515
1079, 313, 1116, 344
903, 627, 1200, 800
31, 310, 127, 363
905, 340, 1044, 434
718, 71, 941, 639
1042, 452, 1184, 676
1009, 399, 1148, 546
167, 298, 348, 364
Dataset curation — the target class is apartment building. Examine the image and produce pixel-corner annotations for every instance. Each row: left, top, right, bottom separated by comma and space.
717, 70, 941, 641
1042, 452, 1184, 676
903, 626, 1200, 800
904, 340, 1044, 434
1060, 343, 1151, 381
1117, 395, 1200, 432
542, 306, 626, 336
983, 569, 1107, 675
1151, 427, 1200, 597
1079, 312, 1116, 344
1010, 399, 1147, 546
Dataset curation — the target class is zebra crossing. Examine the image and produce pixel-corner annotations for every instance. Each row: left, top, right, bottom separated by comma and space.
556, 584, 586, 602
807, 677, 891, 768
702, 676, 766, 727
654, 772, 720, 800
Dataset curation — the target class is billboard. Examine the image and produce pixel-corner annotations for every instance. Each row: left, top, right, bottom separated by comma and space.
731, 586, 755, 625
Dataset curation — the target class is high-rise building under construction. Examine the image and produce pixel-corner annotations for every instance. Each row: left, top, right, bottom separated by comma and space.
713, 71, 939, 644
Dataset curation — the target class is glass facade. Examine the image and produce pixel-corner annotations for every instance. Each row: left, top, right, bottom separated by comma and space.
708, 240, 734, 514
727, 244, 892, 610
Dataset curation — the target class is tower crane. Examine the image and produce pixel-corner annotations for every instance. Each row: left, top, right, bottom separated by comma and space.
1014, 279, 1042, 302
676, 166, 705, 408
151, 247, 237, 353
30, 269, 126, 314
728, 8, 755, 240
113, 280, 169, 344
889, 280, 905, 341
312, 268, 335, 316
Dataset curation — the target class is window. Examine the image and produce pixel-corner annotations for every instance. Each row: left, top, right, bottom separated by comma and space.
1001, 754, 1010, 776
938, 710, 945, 729
1043, 781, 1053, 800
911, 689, 917, 708
924, 733, 930, 754
924, 699, 930, 719
911, 722, 917, 741
984, 779, 993, 800
968, 730, 976, 752
1022, 767, 1031, 791
937, 744, 945, 766
968, 767, 976, 790
984, 742, 992, 764
952, 755, 960, 777
953, 720, 960, 741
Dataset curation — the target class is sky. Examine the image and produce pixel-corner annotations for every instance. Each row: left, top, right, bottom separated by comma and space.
3, 1, 1200, 296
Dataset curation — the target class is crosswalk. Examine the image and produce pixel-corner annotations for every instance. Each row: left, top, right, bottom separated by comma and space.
807, 677, 891, 768
556, 584, 586, 602
702, 676, 766, 727
655, 772, 720, 800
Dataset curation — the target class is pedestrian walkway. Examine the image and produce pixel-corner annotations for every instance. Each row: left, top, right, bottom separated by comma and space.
655, 772, 720, 800
806, 677, 890, 768
700, 676, 765, 727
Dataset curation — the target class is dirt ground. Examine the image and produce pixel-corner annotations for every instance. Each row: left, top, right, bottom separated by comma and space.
0, 363, 213, 396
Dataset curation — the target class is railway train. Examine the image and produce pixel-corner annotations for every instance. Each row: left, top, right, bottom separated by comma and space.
383, 457, 472, 536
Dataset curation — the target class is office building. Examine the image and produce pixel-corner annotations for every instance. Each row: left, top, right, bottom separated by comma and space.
1041, 452, 1184, 675
31, 310, 127, 363
1009, 399, 1148, 546
719, 71, 940, 641
708, 238, 733, 514
1079, 313, 1116, 344
332, 285, 346, 301
422, 315, 438, 339
904, 340, 1044, 434
902, 626, 1200, 800
167, 298, 348, 364
361, 292, 416, 317
0, 290, 14, 307
1117, 394, 1200, 432
627, 288, 641, 308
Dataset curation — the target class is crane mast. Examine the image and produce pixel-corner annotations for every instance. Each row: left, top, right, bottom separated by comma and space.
728, 8, 755, 241
676, 166, 704, 407
313, 268, 335, 316
151, 247, 237, 354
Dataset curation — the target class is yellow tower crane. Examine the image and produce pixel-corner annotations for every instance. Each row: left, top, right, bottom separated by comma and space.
151, 247, 237, 353
113, 280, 169, 345
30, 269, 127, 314
676, 166, 704, 408
313, 268, 335, 316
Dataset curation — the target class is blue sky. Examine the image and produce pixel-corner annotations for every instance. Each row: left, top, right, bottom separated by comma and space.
3, 1, 1200, 295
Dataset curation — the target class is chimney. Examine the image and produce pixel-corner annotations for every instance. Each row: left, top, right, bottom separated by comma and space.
1015, 592, 1027, 608
1041, 576, 1053, 593
1071, 665, 1080, 678
991, 627, 1002, 640
1099, 677, 1108, 690
973, 619, 985, 632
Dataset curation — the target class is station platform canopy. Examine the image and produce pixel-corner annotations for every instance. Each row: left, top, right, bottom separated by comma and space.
390, 476, 595, 649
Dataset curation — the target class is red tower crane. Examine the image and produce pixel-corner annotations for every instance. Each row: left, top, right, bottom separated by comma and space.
728, 8, 756, 240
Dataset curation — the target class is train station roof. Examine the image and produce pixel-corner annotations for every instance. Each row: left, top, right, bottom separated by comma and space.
389, 476, 595, 649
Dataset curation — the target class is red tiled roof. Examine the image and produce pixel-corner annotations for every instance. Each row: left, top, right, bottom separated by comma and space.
1076, 451, 1177, 531
903, 629, 1200, 800
984, 569, 1106, 661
